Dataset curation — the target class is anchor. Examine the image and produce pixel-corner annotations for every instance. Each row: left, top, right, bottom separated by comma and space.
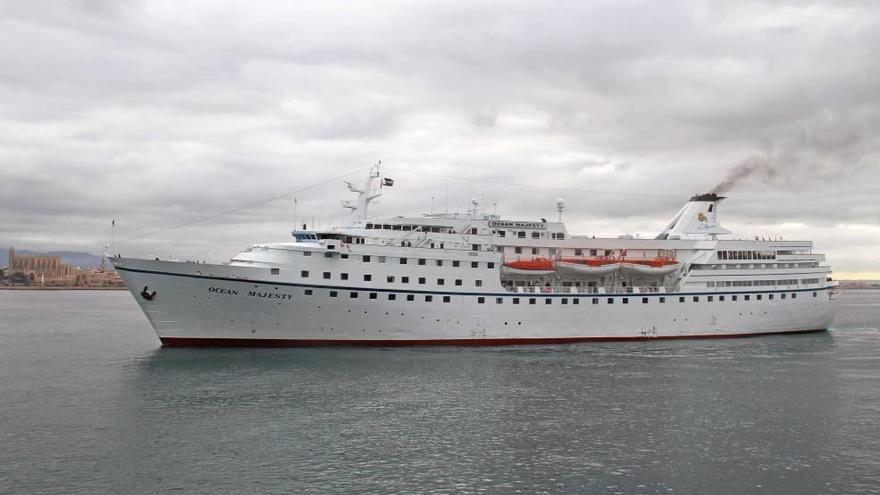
141, 286, 157, 301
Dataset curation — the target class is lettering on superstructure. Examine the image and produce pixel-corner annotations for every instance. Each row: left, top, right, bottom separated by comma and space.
488, 220, 547, 230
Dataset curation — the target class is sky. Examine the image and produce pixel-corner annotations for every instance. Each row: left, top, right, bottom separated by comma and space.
0, 0, 878, 278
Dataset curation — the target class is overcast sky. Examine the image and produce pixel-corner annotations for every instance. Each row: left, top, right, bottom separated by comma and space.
1, 0, 878, 277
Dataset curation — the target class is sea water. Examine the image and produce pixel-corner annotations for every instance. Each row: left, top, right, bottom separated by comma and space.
0, 290, 878, 494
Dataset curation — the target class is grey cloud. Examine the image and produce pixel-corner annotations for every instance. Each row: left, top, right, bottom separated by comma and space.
1, 0, 879, 276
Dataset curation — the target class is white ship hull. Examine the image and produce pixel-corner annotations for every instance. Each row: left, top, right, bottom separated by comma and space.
114, 258, 837, 347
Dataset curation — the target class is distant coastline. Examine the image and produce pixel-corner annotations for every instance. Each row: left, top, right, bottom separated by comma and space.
0, 286, 127, 291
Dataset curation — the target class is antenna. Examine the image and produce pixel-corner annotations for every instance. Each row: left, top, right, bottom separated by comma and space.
556, 198, 566, 222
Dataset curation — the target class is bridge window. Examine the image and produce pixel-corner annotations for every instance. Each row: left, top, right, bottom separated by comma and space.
406, 294, 414, 301
487, 262, 495, 269
323, 272, 331, 279
659, 297, 665, 303
475, 280, 483, 287
608, 298, 614, 304
693, 296, 699, 302
707, 296, 714, 302
437, 278, 445, 285
271, 268, 280, 275
418, 258, 426, 265
452, 261, 460, 267
561, 298, 568, 305
545, 298, 552, 304
329, 291, 337, 297
387, 276, 395, 283
425, 295, 432, 302
436, 260, 443, 267
363, 274, 372, 282
443, 296, 451, 303
455, 279, 462, 286
399, 258, 407, 264
622, 298, 629, 304
530, 298, 536, 304
300, 270, 309, 278
418, 277, 426, 284
471, 261, 479, 268
477, 297, 485, 304
513, 298, 520, 304
592, 298, 599, 304
341, 273, 349, 280
304, 289, 313, 295
496, 298, 503, 304
362, 255, 371, 262
350, 292, 358, 298
387, 294, 396, 301
642, 297, 648, 304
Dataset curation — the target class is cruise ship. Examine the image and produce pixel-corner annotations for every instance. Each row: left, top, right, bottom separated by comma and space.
112, 167, 838, 346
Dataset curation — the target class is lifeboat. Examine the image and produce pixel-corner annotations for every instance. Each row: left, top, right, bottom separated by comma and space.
618, 258, 681, 277
502, 258, 555, 277
555, 258, 620, 277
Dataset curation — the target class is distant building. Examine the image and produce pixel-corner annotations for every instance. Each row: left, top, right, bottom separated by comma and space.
6, 247, 125, 287
7, 247, 77, 285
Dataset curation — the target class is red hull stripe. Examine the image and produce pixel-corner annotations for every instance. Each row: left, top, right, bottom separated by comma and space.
160, 328, 827, 348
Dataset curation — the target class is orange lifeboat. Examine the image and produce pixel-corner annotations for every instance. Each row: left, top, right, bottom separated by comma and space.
502, 257, 555, 277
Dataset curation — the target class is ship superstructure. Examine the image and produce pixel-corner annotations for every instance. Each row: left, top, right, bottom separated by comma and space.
113, 168, 837, 346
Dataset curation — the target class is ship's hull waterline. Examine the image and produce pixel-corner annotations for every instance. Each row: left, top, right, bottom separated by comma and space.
115, 259, 837, 347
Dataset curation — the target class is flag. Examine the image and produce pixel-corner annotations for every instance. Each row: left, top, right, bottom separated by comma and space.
382, 177, 394, 187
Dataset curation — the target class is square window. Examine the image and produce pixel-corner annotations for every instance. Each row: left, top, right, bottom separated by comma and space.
418, 277, 426, 284
693, 296, 699, 302
303, 251, 312, 257
562, 298, 568, 305
592, 298, 599, 305
271, 268, 280, 275
388, 293, 397, 301
708, 296, 714, 302
436, 260, 443, 267
622, 298, 629, 304
642, 297, 648, 304
425, 295, 433, 302
608, 298, 614, 304
341, 253, 349, 259
719, 295, 725, 302
363, 274, 372, 282
475, 280, 483, 287
744, 295, 750, 301
792, 293, 797, 299
659, 297, 665, 303
545, 298, 552, 304
487, 262, 495, 269
471, 261, 479, 268
362, 255, 371, 263
437, 278, 445, 285
402, 276, 409, 284
781, 293, 787, 299
455, 279, 462, 286
769, 294, 774, 300
400, 258, 408, 265
378, 256, 386, 263
679, 296, 685, 303
341, 273, 349, 280
304, 289, 313, 295
813, 292, 817, 297
496, 297, 503, 304
513, 298, 520, 304
418, 258, 426, 266
477, 297, 485, 304
329, 291, 337, 297
387, 276, 395, 283
443, 296, 451, 303
323, 272, 331, 279
452, 261, 460, 267
514, 247, 522, 254
369, 293, 377, 299
732, 295, 738, 301
573, 298, 580, 305
325, 252, 334, 258
529, 298, 536, 305
350, 292, 358, 298
757, 294, 763, 300
406, 294, 414, 301
300, 270, 309, 278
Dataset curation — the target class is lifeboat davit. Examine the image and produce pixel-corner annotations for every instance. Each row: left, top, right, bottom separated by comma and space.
502, 258, 555, 277
618, 259, 681, 277
555, 258, 620, 277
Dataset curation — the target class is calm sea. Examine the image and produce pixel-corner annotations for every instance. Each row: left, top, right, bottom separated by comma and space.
0, 290, 878, 495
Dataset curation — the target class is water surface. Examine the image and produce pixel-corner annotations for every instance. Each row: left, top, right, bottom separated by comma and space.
1, 290, 878, 494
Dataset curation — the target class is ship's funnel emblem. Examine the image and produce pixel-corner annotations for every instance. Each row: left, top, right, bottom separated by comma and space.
141, 286, 156, 301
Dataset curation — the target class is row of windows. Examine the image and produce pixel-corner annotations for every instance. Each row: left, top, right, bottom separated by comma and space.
704, 279, 811, 288
364, 223, 453, 233
303, 270, 486, 287
292, 289, 818, 303
305, 252, 497, 269
717, 250, 776, 261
